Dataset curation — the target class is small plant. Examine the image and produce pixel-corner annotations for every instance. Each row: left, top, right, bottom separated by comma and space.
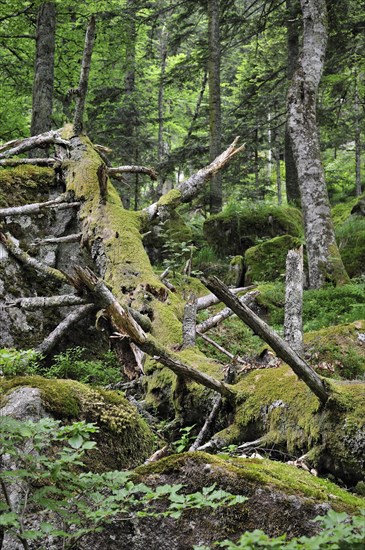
172, 425, 196, 452
194, 509, 365, 549
0, 348, 41, 377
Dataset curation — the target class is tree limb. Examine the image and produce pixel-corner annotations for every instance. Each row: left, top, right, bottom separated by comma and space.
0, 233, 68, 283
143, 137, 245, 221
202, 276, 329, 404
0, 157, 59, 167
0, 195, 78, 219
107, 165, 157, 180
6, 295, 88, 310
0, 131, 70, 159
197, 286, 255, 311
196, 290, 259, 333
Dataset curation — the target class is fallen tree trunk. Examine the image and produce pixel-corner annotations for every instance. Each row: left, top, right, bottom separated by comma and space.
196, 290, 258, 333
202, 276, 329, 404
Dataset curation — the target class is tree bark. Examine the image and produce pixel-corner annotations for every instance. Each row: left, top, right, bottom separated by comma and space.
107, 166, 157, 180
202, 276, 329, 404
354, 70, 362, 197
0, 131, 69, 159
287, 0, 348, 288
0, 158, 58, 167
196, 290, 258, 334
285, 0, 300, 205
30, 2, 56, 156
73, 16, 96, 135
208, 0, 222, 213
284, 247, 303, 355
0, 195, 73, 219
182, 293, 197, 348
197, 286, 253, 311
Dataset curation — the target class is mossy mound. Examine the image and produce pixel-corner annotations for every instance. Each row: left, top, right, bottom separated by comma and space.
0, 376, 155, 470
0, 165, 55, 208
82, 452, 364, 549
203, 203, 303, 258
245, 235, 302, 284
304, 321, 365, 379
214, 366, 365, 484
332, 193, 365, 226
336, 216, 365, 278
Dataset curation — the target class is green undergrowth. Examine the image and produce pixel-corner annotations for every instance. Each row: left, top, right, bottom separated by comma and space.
0, 376, 155, 469
336, 216, 365, 278
135, 452, 365, 512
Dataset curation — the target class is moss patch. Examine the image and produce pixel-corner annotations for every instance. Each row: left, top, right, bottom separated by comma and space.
203, 203, 303, 258
0, 376, 155, 469
336, 216, 365, 278
245, 235, 302, 284
0, 165, 55, 208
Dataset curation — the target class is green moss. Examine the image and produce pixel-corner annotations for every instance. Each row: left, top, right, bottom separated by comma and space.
0, 165, 55, 208
336, 216, 365, 278
203, 203, 303, 258
157, 188, 182, 206
0, 376, 155, 469
245, 235, 302, 284
135, 452, 365, 511
332, 194, 365, 226
304, 321, 365, 379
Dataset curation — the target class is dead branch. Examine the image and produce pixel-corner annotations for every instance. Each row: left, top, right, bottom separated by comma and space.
6, 295, 87, 310
0, 232, 68, 283
182, 292, 197, 348
30, 233, 82, 246
69, 266, 235, 401
284, 247, 303, 355
97, 163, 108, 204
144, 138, 245, 221
159, 266, 170, 280
196, 290, 259, 333
0, 195, 77, 219
37, 304, 95, 356
73, 16, 96, 135
197, 286, 255, 311
0, 130, 70, 159
197, 330, 245, 364
0, 157, 59, 167
107, 165, 157, 180
202, 276, 329, 404
189, 394, 222, 452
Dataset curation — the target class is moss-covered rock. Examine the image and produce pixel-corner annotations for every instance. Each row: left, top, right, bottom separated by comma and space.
0, 165, 55, 208
203, 203, 303, 258
245, 235, 302, 284
82, 452, 364, 549
304, 321, 365, 379
336, 216, 365, 278
0, 376, 156, 469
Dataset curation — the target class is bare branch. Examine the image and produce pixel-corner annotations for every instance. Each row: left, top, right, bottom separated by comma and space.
0, 195, 78, 219
0, 131, 70, 159
30, 233, 82, 246
0, 157, 59, 167
197, 286, 255, 311
6, 295, 88, 310
196, 290, 259, 333
202, 276, 329, 404
107, 165, 157, 180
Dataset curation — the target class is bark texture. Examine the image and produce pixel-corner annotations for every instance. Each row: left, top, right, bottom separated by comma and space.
30, 2, 56, 150
284, 247, 303, 355
287, 0, 348, 288
73, 16, 96, 135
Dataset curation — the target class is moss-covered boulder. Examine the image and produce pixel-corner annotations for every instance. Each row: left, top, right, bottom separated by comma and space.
245, 235, 302, 284
0, 376, 156, 469
336, 216, 365, 278
203, 204, 303, 258
82, 452, 364, 550
304, 321, 365, 379
0, 165, 55, 208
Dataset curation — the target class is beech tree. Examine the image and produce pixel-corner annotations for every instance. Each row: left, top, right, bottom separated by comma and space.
287, 0, 348, 288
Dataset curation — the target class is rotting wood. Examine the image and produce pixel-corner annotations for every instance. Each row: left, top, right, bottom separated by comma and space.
197, 286, 254, 311
0, 157, 59, 167
284, 247, 303, 355
69, 267, 235, 401
182, 292, 197, 348
0, 195, 79, 219
0, 130, 70, 159
97, 163, 108, 204
189, 394, 222, 452
143, 137, 244, 221
0, 232, 68, 284
5, 294, 88, 310
37, 304, 95, 356
107, 165, 157, 180
196, 290, 258, 333
202, 276, 330, 404
73, 16, 96, 135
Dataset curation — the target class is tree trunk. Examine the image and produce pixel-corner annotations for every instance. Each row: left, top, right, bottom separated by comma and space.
284, 247, 303, 355
284, 0, 300, 205
354, 70, 362, 197
287, 0, 348, 288
73, 16, 96, 135
208, 0, 222, 213
30, 2, 56, 157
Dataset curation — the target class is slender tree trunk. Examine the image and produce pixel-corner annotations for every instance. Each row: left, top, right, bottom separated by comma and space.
73, 16, 96, 135
285, 0, 300, 205
208, 0, 222, 213
287, 0, 348, 288
354, 70, 362, 197
30, 2, 56, 156
157, 25, 168, 194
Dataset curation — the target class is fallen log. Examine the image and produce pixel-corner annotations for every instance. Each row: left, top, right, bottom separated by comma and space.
5, 294, 87, 310
196, 290, 259, 333
202, 276, 329, 404
197, 286, 254, 311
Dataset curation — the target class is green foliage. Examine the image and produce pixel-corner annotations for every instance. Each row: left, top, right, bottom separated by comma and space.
194, 509, 365, 549
336, 217, 365, 278
0, 417, 247, 549
172, 425, 196, 453
0, 348, 41, 377
44, 347, 121, 386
